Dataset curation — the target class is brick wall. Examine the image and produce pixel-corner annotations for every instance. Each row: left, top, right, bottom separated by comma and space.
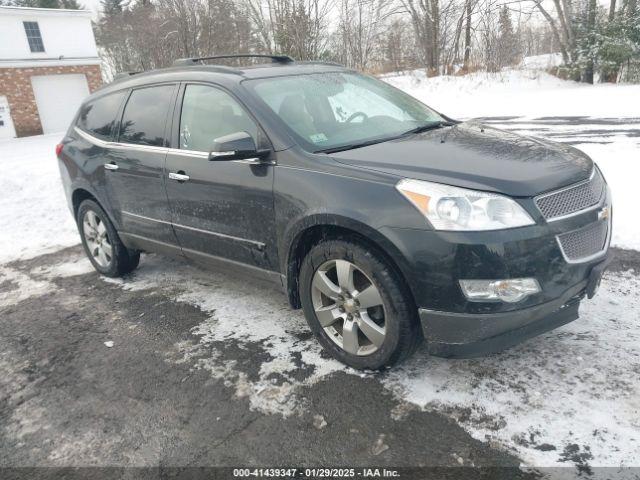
0, 64, 102, 137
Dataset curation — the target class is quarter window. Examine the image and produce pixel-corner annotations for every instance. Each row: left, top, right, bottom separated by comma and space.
77, 91, 126, 140
119, 85, 174, 147
23, 21, 44, 53
179, 84, 259, 152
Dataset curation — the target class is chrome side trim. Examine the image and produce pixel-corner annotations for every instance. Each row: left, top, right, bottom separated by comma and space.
75, 126, 110, 147
121, 211, 265, 248
76, 127, 275, 165
75, 127, 169, 154
122, 211, 172, 225
172, 223, 266, 248
167, 149, 208, 158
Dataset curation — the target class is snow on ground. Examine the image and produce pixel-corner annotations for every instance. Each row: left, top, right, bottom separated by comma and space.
520, 53, 563, 70
0, 134, 79, 264
384, 271, 640, 469
9, 248, 638, 471
385, 68, 640, 250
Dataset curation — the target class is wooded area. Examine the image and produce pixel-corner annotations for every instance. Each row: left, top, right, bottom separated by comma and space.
4, 0, 639, 82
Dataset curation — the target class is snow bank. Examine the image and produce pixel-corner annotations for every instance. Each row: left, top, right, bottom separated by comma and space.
384, 68, 640, 119
520, 53, 563, 70
0, 134, 79, 263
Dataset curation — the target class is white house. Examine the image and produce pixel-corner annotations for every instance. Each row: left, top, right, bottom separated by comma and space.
0, 6, 102, 138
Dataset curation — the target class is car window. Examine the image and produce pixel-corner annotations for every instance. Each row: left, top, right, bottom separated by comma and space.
77, 91, 126, 141
246, 72, 443, 153
179, 84, 259, 152
119, 85, 174, 147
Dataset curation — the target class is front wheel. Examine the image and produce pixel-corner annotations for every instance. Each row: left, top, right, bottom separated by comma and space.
299, 239, 421, 369
77, 199, 140, 277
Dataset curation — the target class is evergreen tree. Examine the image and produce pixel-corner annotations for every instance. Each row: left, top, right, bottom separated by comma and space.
497, 6, 519, 67
101, 0, 125, 17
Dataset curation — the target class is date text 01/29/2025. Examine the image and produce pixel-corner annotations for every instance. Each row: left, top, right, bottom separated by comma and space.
232, 468, 400, 478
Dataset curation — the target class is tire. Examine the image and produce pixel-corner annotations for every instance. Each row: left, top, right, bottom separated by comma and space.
77, 199, 140, 277
299, 239, 421, 370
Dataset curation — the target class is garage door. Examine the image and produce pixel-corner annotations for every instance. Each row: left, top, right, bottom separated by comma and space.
31, 74, 90, 134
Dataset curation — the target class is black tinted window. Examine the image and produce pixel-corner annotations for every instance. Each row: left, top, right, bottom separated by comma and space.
77, 92, 126, 140
119, 85, 174, 147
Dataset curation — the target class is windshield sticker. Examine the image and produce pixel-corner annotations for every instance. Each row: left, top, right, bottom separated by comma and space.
309, 133, 328, 143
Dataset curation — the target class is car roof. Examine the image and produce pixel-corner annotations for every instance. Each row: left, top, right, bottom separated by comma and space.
92, 61, 351, 98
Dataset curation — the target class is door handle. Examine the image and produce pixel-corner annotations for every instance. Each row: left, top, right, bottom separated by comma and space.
104, 162, 118, 171
169, 172, 190, 182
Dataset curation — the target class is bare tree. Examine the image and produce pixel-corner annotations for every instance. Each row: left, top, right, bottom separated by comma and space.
242, 0, 332, 59
399, 0, 442, 74
336, 0, 398, 70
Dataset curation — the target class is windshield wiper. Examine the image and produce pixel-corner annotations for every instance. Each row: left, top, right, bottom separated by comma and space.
316, 121, 455, 154
402, 121, 454, 136
316, 137, 395, 154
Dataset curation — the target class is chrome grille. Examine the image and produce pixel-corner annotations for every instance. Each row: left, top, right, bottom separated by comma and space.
557, 219, 609, 263
536, 168, 605, 220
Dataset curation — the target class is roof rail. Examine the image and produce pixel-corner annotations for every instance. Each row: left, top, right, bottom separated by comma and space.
172, 54, 294, 67
112, 71, 142, 81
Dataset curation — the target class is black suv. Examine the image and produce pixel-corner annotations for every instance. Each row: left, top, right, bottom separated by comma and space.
57, 55, 612, 369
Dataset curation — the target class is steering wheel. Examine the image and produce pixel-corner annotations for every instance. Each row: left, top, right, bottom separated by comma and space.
346, 111, 368, 123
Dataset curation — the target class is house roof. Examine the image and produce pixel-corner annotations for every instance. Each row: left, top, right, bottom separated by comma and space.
0, 5, 92, 18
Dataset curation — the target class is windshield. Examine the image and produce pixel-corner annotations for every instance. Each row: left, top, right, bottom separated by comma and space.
245, 72, 445, 153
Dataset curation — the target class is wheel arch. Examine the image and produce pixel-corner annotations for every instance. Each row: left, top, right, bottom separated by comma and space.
71, 187, 119, 229
283, 215, 415, 310
72, 188, 98, 218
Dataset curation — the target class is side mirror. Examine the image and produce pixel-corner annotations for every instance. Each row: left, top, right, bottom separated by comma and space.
208, 131, 269, 161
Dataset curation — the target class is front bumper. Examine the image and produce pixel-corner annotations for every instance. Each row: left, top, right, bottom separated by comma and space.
420, 259, 609, 358
420, 254, 610, 357
381, 188, 612, 358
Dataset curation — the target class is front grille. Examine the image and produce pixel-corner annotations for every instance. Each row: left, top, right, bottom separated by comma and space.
557, 219, 609, 263
536, 168, 605, 220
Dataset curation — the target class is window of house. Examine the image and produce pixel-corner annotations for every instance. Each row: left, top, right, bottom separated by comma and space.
23, 22, 45, 53
77, 91, 127, 141
118, 85, 175, 147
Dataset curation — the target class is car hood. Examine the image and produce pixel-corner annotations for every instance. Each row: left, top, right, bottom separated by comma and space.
329, 122, 593, 197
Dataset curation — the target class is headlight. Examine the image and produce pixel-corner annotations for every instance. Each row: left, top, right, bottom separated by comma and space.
396, 179, 534, 231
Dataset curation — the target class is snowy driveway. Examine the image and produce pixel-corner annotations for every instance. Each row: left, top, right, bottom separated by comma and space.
1, 110, 639, 475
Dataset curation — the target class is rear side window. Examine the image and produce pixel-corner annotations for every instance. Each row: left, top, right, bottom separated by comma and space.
119, 85, 174, 147
77, 91, 126, 140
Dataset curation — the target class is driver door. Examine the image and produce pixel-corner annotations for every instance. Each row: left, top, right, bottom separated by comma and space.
164, 83, 278, 271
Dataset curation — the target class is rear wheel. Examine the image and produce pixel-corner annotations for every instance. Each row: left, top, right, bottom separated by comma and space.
299, 239, 421, 369
77, 199, 140, 277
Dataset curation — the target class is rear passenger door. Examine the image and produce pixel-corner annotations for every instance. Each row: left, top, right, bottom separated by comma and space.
104, 84, 178, 248
164, 83, 278, 271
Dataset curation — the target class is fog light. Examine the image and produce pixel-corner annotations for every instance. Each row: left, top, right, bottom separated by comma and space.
459, 278, 541, 303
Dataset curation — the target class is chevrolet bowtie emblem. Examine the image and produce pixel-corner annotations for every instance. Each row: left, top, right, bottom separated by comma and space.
598, 206, 610, 221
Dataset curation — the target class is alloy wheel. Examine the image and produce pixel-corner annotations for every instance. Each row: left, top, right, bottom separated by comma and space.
83, 210, 113, 268
311, 259, 386, 356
